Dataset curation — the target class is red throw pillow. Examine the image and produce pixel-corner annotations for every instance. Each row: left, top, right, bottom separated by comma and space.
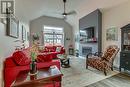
36, 55, 45, 62
37, 54, 52, 62
13, 51, 31, 66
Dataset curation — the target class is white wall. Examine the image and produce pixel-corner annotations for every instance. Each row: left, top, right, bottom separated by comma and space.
30, 16, 73, 53
73, 0, 130, 68
0, 21, 29, 87
102, 0, 130, 67
71, 0, 129, 51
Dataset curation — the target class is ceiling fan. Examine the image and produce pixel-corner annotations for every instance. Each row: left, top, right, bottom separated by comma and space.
62, 0, 76, 19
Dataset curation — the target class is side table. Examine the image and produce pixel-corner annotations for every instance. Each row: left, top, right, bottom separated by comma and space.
57, 54, 70, 68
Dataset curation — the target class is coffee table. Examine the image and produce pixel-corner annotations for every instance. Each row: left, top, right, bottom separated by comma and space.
11, 66, 63, 87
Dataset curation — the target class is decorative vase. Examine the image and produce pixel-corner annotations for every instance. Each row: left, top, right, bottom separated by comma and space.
30, 61, 37, 75
30, 74, 37, 80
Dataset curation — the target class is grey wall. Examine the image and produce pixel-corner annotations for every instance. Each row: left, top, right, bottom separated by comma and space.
79, 9, 102, 55
30, 16, 73, 53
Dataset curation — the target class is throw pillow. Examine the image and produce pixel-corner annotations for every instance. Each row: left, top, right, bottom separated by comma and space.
13, 51, 31, 66
37, 54, 52, 62
36, 55, 45, 62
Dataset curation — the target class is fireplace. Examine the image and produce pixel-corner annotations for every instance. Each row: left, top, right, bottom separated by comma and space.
82, 47, 92, 56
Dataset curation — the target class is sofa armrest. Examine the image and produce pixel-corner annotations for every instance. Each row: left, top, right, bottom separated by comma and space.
4, 67, 20, 87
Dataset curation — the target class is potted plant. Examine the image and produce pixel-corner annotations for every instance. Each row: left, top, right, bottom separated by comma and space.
29, 33, 40, 75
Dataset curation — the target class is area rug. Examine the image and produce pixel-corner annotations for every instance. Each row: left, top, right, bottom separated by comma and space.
86, 73, 130, 87
61, 56, 119, 87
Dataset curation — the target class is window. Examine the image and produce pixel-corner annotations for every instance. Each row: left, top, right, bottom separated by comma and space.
43, 26, 64, 46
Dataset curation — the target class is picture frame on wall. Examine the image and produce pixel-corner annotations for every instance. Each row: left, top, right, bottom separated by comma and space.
22, 25, 26, 41
27, 32, 30, 41
6, 14, 19, 38
106, 27, 118, 41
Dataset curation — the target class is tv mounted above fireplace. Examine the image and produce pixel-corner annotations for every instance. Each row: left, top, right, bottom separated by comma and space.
80, 27, 95, 38
86, 27, 94, 38
80, 27, 97, 43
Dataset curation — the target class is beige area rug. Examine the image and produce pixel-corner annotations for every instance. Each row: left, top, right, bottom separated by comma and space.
61, 56, 119, 87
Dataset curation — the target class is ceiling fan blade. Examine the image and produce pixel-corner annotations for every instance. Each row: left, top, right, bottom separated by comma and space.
67, 11, 77, 15
63, 0, 66, 3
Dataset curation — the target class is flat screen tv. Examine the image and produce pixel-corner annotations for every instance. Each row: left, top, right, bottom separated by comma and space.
80, 27, 95, 38
85, 27, 94, 38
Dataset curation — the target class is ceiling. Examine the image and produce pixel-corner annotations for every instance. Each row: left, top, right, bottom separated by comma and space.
15, 0, 85, 22
15, 0, 129, 26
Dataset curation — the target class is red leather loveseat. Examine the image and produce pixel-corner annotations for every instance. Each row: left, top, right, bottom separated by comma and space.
4, 48, 61, 87
40, 45, 65, 59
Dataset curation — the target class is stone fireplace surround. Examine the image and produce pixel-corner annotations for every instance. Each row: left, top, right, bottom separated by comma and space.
79, 44, 98, 57
82, 47, 92, 56
79, 9, 102, 57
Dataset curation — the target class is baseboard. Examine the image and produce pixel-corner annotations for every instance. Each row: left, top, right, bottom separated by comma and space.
0, 58, 4, 87
113, 65, 130, 75
0, 67, 4, 87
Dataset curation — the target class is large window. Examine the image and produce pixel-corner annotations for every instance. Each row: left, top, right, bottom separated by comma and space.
43, 26, 64, 45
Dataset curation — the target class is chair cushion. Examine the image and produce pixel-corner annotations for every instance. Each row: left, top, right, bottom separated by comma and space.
88, 58, 110, 71
102, 47, 116, 61
12, 51, 31, 66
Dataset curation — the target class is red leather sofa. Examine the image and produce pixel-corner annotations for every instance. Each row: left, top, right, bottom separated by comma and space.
4, 49, 61, 87
39, 45, 65, 59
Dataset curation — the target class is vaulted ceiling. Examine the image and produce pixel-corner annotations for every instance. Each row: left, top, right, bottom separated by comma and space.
15, 0, 85, 22
15, 0, 129, 27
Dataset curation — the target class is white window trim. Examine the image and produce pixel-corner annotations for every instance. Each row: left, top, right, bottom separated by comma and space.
43, 25, 64, 46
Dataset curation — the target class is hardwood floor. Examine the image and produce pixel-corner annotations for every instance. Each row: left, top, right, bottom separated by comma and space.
86, 73, 130, 87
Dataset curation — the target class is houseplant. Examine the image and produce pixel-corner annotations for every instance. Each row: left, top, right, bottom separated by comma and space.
30, 33, 40, 75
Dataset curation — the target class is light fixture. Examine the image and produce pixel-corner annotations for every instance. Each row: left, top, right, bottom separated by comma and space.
62, 13, 67, 17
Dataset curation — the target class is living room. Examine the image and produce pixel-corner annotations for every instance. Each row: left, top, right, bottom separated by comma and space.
1, 0, 130, 87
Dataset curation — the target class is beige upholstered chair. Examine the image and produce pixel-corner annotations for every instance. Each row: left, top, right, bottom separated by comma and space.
86, 45, 119, 75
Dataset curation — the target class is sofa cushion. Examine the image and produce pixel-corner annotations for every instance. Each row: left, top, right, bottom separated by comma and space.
13, 51, 31, 66
37, 53, 52, 62
45, 46, 55, 52
36, 55, 45, 62
37, 60, 60, 70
